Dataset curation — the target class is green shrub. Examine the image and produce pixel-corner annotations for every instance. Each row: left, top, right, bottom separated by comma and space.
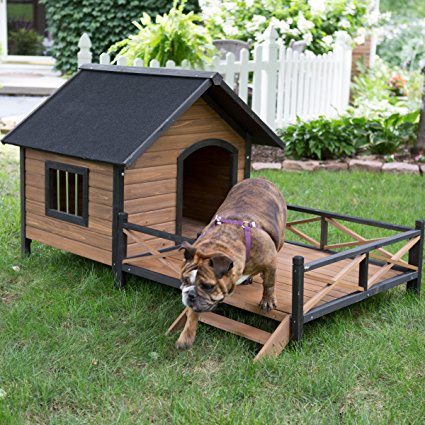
201, 0, 373, 55
350, 57, 424, 117
108, 0, 214, 68
278, 111, 420, 160
40, 0, 200, 74
7, 29, 43, 56
377, 18, 425, 71
380, 0, 425, 18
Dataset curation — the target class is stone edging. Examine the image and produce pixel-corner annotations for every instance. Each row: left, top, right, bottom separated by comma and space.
253, 159, 423, 175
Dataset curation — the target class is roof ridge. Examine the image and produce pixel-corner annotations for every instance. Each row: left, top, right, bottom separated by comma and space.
80, 64, 223, 84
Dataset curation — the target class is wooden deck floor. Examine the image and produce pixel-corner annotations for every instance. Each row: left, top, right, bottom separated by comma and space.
127, 217, 405, 359
126, 239, 401, 321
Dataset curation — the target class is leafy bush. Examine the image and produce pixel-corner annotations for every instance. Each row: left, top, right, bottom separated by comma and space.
377, 18, 425, 70
109, 0, 214, 68
350, 57, 424, 117
7, 29, 44, 56
200, 0, 373, 55
380, 0, 425, 18
40, 0, 200, 74
278, 111, 420, 160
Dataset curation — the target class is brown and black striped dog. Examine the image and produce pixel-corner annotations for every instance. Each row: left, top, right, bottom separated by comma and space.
176, 178, 287, 350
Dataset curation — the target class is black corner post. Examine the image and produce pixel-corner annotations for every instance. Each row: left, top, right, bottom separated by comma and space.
112, 165, 126, 288
20, 147, 31, 256
292, 255, 305, 342
113, 212, 128, 289
407, 220, 424, 295
359, 253, 369, 290
320, 216, 328, 250
244, 133, 252, 179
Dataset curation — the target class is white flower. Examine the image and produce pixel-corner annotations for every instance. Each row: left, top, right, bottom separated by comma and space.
245, 0, 255, 7
223, 22, 239, 36
354, 27, 367, 45
288, 28, 301, 37
308, 0, 326, 16
338, 18, 350, 29
246, 14, 267, 32
223, 1, 237, 11
270, 17, 290, 34
343, 2, 356, 16
322, 35, 333, 46
297, 13, 315, 33
303, 32, 313, 45
367, 10, 380, 26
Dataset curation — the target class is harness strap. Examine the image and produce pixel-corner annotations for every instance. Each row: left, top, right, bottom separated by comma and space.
199, 215, 258, 260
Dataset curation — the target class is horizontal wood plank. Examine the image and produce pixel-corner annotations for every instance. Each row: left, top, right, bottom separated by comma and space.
26, 226, 111, 265
200, 312, 271, 345
124, 193, 176, 215
26, 149, 113, 173
26, 212, 112, 251
26, 198, 112, 236
128, 207, 176, 227
124, 165, 177, 184
124, 179, 176, 201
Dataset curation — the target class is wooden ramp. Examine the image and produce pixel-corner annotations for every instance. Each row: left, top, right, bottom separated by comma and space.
128, 241, 402, 360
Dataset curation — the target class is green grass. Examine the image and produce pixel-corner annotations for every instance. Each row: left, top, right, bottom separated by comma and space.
1, 146, 425, 424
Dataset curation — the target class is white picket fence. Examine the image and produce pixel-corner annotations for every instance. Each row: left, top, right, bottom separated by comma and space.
77, 26, 352, 130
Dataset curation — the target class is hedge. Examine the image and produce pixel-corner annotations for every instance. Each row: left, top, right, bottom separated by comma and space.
41, 0, 200, 74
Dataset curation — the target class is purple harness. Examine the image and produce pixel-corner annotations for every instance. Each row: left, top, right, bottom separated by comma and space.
199, 215, 258, 260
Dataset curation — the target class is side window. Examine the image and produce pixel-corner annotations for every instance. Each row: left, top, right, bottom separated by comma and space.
45, 161, 89, 226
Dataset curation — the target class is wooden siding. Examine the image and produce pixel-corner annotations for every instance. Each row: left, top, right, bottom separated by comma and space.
25, 149, 114, 265
124, 98, 246, 256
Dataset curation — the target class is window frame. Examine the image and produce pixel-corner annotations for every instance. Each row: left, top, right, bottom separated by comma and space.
44, 160, 89, 227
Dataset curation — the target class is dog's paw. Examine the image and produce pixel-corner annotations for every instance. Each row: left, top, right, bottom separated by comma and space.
176, 335, 195, 351
259, 295, 277, 312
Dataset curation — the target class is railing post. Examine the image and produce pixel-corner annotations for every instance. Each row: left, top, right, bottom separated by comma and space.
407, 220, 424, 295
77, 33, 92, 67
113, 212, 128, 289
292, 256, 305, 342
320, 216, 328, 250
359, 252, 369, 290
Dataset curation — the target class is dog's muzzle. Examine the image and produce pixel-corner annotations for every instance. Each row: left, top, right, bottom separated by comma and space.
181, 285, 216, 312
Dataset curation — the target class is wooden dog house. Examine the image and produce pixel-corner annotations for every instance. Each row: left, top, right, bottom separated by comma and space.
2, 65, 424, 360
2, 64, 283, 276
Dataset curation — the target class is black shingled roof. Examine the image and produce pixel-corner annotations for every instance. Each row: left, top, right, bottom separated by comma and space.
2, 64, 284, 166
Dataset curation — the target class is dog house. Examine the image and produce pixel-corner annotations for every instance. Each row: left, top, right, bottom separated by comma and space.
2, 64, 283, 275
2, 65, 424, 360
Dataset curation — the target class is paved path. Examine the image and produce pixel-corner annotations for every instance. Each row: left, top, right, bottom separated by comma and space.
0, 95, 47, 119
0, 63, 65, 96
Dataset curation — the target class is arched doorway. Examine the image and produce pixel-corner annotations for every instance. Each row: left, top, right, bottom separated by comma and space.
176, 139, 238, 238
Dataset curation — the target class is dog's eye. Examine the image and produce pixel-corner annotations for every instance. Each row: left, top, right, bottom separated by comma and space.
201, 282, 214, 292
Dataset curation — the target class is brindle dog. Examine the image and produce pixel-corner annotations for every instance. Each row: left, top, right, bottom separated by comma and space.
176, 178, 287, 350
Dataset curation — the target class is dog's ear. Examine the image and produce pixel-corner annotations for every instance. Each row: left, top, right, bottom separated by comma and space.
179, 241, 196, 261
209, 255, 234, 278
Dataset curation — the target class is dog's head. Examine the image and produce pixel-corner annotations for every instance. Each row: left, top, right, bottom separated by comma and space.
180, 241, 237, 312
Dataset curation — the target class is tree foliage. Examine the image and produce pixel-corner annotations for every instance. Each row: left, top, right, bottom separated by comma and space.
40, 0, 200, 74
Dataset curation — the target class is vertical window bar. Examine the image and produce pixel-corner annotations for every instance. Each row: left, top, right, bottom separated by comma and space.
65, 171, 69, 214
75, 173, 78, 216
56, 170, 60, 211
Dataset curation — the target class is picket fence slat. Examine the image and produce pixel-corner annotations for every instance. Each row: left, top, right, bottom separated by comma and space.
77, 25, 352, 130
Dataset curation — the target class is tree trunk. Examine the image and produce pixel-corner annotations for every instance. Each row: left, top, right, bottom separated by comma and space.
416, 67, 425, 152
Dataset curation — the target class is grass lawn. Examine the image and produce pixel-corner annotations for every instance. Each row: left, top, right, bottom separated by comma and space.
1, 145, 425, 424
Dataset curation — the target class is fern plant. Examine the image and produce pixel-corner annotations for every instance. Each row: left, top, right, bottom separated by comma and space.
108, 0, 215, 69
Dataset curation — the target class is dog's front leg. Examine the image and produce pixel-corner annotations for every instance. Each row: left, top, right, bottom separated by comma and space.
176, 308, 200, 350
259, 267, 277, 311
